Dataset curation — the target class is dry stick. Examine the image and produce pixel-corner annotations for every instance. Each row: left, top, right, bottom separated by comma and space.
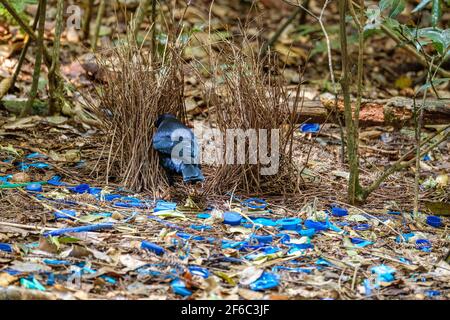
11, 2, 41, 90
82, 0, 95, 40
48, 0, 64, 115
91, 0, 106, 51
132, 0, 152, 39
151, 0, 157, 58
0, 0, 52, 67
22, 0, 47, 118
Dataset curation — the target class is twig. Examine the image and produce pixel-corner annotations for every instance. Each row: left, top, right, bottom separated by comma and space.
82, 0, 95, 40
91, 0, 106, 51
48, 0, 64, 115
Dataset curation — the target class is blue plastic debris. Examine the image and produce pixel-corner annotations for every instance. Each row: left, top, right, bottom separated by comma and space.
0, 243, 12, 253
223, 211, 242, 226
69, 184, 91, 194
171, 279, 192, 296
154, 200, 177, 212
425, 290, 440, 297
416, 239, 432, 252
350, 238, 373, 247
197, 213, 211, 219
304, 219, 328, 231
141, 241, 165, 255
20, 277, 46, 291
422, 154, 432, 161
249, 272, 279, 291
26, 183, 43, 192
252, 217, 277, 227
396, 232, 415, 243
43, 223, 113, 237
426, 216, 442, 228
190, 225, 212, 231
26, 152, 47, 159
316, 258, 332, 266
276, 218, 302, 230
242, 198, 268, 210
271, 266, 312, 274
298, 228, 316, 237
47, 175, 65, 186
188, 266, 210, 279
300, 123, 320, 133
250, 234, 273, 244
387, 210, 401, 215
352, 223, 371, 231
43, 259, 71, 266
54, 209, 77, 221
331, 206, 348, 217
371, 265, 396, 283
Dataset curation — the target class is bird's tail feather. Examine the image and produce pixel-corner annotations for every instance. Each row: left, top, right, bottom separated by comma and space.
181, 164, 204, 183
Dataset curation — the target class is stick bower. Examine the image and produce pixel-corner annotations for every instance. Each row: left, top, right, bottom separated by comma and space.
90, 39, 185, 194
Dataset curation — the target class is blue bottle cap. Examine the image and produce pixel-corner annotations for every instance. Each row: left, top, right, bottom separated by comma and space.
249, 272, 279, 291
197, 213, 211, 219
300, 123, 320, 133
0, 243, 13, 253
426, 216, 442, 228
171, 279, 192, 296
188, 266, 210, 279
26, 183, 43, 192
141, 241, 165, 255
331, 206, 348, 217
223, 211, 242, 226
276, 218, 302, 230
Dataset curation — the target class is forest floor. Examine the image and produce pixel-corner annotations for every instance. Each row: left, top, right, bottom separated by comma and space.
0, 0, 449, 300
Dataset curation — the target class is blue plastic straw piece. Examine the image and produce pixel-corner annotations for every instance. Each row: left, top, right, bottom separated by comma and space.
43, 223, 114, 237
141, 241, 165, 255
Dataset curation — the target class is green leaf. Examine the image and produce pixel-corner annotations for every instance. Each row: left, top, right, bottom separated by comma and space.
418, 27, 446, 54
389, 0, 406, 17
412, 0, 432, 12
431, 0, 442, 27
417, 78, 450, 93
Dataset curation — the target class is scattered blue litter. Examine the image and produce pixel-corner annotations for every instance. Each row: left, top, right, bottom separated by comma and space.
416, 239, 432, 252
252, 217, 277, 227
298, 228, 316, 237
190, 225, 212, 231
426, 216, 442, 228
0, 243, 12, 253
69, 184, 91, 194
245, 246, 280, 260
171, 279, 192, 296
288, 243, 314, 254
304, 219, 328, 231
141, 241, 165, 255
396, 232, 415, 243
249, 272, 279, 291
276, 218, 302, 230
43, 259, 71, 266
26, 152, 47, 159
188, 266, 210, 279
316, 258, 333, 266
47, 175, 65, 186
222, 240, 247, 250
197, 213, 211, 219
54, 209, 77, 221
223, 211, 242, 226
425, 290, 440, 297
250, 234, 273, 244
272, 266, 312, 274
277, 233, 291, 244
154, 200, 177, 212
371, 265, 396, 283
331, 206, 348, 217
387, 210, 401, 215
26, 183, 43, 192
353, 223, 371, 231
104, 194, 122, 202
300, 123, 320, 133
43, 223, 114, 237
350, 238, 373, 247
422, 154, 432, 161
242, 198, 268, 210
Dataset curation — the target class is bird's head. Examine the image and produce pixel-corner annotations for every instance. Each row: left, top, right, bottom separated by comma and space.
155, 113, 176, 127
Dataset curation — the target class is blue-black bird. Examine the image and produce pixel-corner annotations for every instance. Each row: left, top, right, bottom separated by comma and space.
153, 114, 204, 184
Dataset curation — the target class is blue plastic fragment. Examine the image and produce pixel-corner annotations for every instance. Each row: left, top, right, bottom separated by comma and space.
350, 238, 373, 247
190, 225, 212, 231
30, 162, 51, 169
171, 279, 192, 296
331, 206, 348, 217
188, 266, 210, 279
300, 123, 320, 133
425, 290, 440, 297
316, 258, 332, 266
422, 154, 432, 161
43, 259, 71, 266
298, 228, 316, 237
20, 277, 46, 291
222, 240, 247, 250
104, 194, 122, 202
387, 210, 401, 215
252, 218, 277, 227
54, 209, 77, 221
141, 241, 165, 255
47, 175, 65, 186
197, 213, 211, 219
242, 198, 268, 210
249, 272, 279, 291
69, 184, 91, 194
304, 219, 328, 231
26, 152, 47, 159
426, 216, 442, 228
276, 218, 302, 230
271, 266, 312, 274
223, 211, 242, 226
288, 243, 314, 254
43, 223, 113, 237
396, 232, 415, 243
250, 234, 273, 244
26, 183, 43, 192
371, 265, 396, 283
416, 239, 432, 252
0, 243, 13, 253
352, 223, 371, 231
154, 200, 177, 212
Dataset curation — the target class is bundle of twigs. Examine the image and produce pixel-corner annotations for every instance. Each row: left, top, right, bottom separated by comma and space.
205, 43, 303, 195
88, 34, 185, 194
